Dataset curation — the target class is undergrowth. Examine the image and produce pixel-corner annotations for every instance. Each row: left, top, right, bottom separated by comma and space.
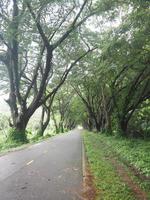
98, 133, 150, 177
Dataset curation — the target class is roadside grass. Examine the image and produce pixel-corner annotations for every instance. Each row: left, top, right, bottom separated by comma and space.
0, 131, 53, 154
0, 129, 70, 154
83, 131, 150, 200
122, 163, 150, 199
0, 140, 29, 154
98, 134, 150, 199
83, 131, 135, 200
98, 133, 150, 177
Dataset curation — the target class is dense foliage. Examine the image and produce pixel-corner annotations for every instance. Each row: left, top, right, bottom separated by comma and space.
64, 0, 150, 137
0, 0, 149, 143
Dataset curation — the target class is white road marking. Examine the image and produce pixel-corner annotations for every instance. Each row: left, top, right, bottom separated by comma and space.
26, 160, 34, 166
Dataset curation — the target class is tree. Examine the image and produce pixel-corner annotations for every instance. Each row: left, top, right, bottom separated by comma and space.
68, 0, 150, 136
51, 84, 74, 133
69, 50, 113, 132
37, 93, 55, 137
0, 0, 97, 142
51, 83, 88, 133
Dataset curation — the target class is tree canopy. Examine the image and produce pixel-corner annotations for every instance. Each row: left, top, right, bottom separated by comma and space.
0, 0, 149, 141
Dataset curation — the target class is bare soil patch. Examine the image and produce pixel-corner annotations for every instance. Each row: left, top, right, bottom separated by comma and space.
82, 162, 97, 200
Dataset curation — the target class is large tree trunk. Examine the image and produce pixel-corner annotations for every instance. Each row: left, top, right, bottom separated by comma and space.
95, 121, 101, 132
7, 113, 29, 143
16, 115, 29, 132
119, 118, 128, 137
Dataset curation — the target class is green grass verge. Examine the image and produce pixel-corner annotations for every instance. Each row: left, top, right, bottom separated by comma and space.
93, 133, 150, 199
0, 130, 69, 154
97, 134, 150, 177
83, 131, 142, 200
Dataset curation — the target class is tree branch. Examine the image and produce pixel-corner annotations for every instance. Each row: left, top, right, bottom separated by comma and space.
43, 47, 96, 103
26, 2, 51, 50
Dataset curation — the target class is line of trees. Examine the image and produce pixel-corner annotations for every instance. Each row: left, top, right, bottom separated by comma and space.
56, 0, 150, 137
0, 0, 149, 141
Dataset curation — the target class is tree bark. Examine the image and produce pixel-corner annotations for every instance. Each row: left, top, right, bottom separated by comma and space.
38, 106, 51, 137
51, 109, 59, 134
119, 118, 128, 136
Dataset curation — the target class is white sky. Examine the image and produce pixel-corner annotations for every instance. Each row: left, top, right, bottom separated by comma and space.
0, 94, 9, 114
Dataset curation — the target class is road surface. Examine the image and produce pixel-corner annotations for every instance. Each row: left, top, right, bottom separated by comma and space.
0, 129, 83, 200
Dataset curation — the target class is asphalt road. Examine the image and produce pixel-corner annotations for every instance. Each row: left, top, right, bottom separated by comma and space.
0, 129, 83, 200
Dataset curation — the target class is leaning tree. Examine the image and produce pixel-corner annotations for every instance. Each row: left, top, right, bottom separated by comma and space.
0, 0, 101, 141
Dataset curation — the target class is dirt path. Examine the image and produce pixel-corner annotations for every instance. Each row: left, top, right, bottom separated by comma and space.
109, 158, 148, 200
82, 162, 97, 200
